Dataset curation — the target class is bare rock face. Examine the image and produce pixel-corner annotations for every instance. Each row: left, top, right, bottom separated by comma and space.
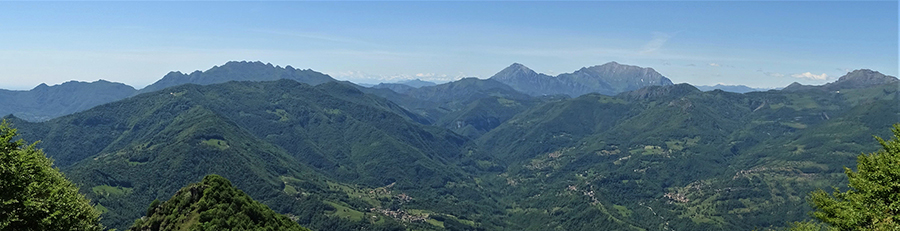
558, 61, 674, 96
825, 69, 898, 90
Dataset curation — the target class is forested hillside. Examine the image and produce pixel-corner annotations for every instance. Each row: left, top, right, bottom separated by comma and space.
5, 64, 897, 230
7, 80, 495, 230
475, 77, 898, 230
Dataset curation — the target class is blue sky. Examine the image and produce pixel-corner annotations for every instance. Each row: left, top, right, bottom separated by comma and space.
0, 1, 896, 90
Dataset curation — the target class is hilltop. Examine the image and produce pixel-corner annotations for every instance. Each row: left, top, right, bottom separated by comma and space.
129, 175, 310, 231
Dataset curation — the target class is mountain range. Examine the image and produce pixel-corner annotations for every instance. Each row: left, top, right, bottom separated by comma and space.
2, 61, 897, 230
489, 62, 674, 97
695, 84, 773, 93
1, 61, 337, 122
784, 69, 899, 92
2, 61, 673, 123
137, 61, 336, 94
0, 80, 136, 121
397, 79, 438, 88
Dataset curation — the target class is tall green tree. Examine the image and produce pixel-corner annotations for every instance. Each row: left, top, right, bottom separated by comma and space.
802, 124, 900, 230
0, 121, 102, 230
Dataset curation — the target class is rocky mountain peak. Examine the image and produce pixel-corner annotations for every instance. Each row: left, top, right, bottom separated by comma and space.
491, 63, 539, 80
835, 69, 897, 85
820, 69, 898, 90
33, 83, 50, 90
583, 61, 660, 75
490, 61, 674, 97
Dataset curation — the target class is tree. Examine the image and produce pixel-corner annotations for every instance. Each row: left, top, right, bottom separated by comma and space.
0, 121, 102, 230
799, 124, 900, 230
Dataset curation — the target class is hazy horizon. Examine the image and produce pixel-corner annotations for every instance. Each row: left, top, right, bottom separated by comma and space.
1, 1, 896, 90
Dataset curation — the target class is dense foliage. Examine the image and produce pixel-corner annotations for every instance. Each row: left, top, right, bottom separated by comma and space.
804, 124, 900, 230
129, 175, 310, 231
0, 121, 102, 230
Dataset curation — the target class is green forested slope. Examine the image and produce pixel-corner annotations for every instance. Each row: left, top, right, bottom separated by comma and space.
361, 77, 550, 139
7, 80, 495, 230
474, 80, 899, 230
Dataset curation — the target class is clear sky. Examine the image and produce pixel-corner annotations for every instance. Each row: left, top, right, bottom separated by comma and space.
0, 1, 896, 90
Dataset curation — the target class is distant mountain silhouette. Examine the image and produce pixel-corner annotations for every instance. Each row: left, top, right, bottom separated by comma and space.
372, 79, 438, 94
825, 69, 898, 90
490, 62, 674, 97
783, 69, 898, 92
397, 79, 437, 88
0, 61, 337, 122
696, 84, 771, 93
137, 61, 335, 94
0, 80, 136, 121
372, 83, 417, 94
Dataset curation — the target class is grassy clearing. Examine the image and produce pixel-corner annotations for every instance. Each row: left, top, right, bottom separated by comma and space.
614, 205, 632, 218
95, 204, 109, 214
497, 98, 520, 107
267, 109, 291, 121
780, 122, 808, 129
92, 185, 133, 197
323, 108, 342, 115
201, 139, 229, 150
630, 145, 665, 155
325, 201, 365, 222
325, 181, 391, 207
